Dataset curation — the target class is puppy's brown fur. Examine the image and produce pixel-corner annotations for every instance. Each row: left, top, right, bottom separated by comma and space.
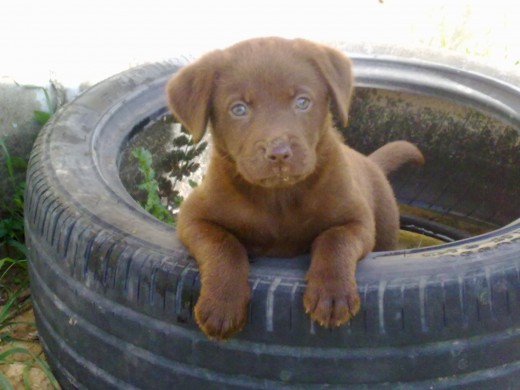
166, 37, 424, 340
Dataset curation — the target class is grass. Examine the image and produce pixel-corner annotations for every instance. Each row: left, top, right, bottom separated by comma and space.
0, 93, 59, 388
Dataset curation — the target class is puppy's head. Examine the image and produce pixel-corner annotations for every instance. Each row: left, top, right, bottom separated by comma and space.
166, 37, 353, 188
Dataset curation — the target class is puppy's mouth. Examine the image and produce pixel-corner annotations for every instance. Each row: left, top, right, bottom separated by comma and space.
236, 143, 316, 189
257, 174, 303, 188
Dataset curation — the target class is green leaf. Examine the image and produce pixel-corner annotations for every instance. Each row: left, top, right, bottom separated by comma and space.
13, 82, 55, 114
0, 346, 59, 390
31, 355, 60, 389
0, 222, 7, 239
0, 346, 31, 360
10, 156, 27, 170
0, 373, 15, 390
23, 366, 31, 390
196, 141, 208, 154
172, 135, 191, 147
173, 195, 184, 207
33, 110, 52, 126
132, 147, 175, 225
6, 240, 27, 257
0, 138, 15, 182
0, 294, 19, 324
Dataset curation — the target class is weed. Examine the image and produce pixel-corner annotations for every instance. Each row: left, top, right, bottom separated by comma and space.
0, 345, 60, 390
132, 147, 176, 225
13, 81, 55, 126
132, 119, 207, 224
0, 87, 58, 388
0, 81, 55, 259
153, 122, 208, 199
0, 139, 26, 262
0, 284, 30, 335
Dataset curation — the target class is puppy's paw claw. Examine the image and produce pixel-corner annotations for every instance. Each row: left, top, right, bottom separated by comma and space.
194, 293, 249, 341
303, 280, 360, 328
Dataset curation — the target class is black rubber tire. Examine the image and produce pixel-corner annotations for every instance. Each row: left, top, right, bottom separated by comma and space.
25, 48, 520, 389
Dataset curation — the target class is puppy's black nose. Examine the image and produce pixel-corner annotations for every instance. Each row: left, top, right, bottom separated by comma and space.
265, 138, 293, 162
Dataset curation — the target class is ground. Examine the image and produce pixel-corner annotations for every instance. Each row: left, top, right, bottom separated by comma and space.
0, 310, 57, 389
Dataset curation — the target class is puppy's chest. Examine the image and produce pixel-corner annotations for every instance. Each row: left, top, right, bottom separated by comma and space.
234, 203, 327, 257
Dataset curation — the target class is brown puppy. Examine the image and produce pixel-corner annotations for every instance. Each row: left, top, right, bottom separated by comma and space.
166, 37, 424, 340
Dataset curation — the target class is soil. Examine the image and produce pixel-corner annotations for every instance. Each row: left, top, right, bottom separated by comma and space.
0, 309, 58, 389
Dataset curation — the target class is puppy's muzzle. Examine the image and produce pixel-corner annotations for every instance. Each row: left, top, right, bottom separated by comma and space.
264, 137, 293, 163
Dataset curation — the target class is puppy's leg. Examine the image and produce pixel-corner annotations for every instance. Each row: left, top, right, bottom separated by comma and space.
304, 222, 375, 327
180, 221, 250, 340
374, 199, 400, 251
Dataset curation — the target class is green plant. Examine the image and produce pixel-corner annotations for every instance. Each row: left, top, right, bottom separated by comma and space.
0, 81, 55, 258
154, 125, 208, 199
14, 82, 55, 126
0, 139, 26, 261
0, 346, 60, 390
132, 119, 207, 224
0, 285, 58, 388
132, 147, 175, 225
0, 85, 58, 388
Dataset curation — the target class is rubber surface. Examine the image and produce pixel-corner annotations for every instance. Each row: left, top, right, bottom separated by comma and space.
25, 50, 520, 389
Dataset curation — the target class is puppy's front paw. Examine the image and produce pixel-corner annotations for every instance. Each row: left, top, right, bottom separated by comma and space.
194, 289, 249, 341
303, 275, 360, 328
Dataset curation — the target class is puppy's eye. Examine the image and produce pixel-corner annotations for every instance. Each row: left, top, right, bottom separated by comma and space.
295, 96, 311, 111
230, 102, 248, 117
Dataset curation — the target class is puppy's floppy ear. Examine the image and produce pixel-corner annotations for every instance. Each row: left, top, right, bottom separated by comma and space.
165, 52, 221, 143
301, 41, 354, 128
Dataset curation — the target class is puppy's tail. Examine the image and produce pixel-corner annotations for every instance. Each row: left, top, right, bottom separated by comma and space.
369, 141, 424, 175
